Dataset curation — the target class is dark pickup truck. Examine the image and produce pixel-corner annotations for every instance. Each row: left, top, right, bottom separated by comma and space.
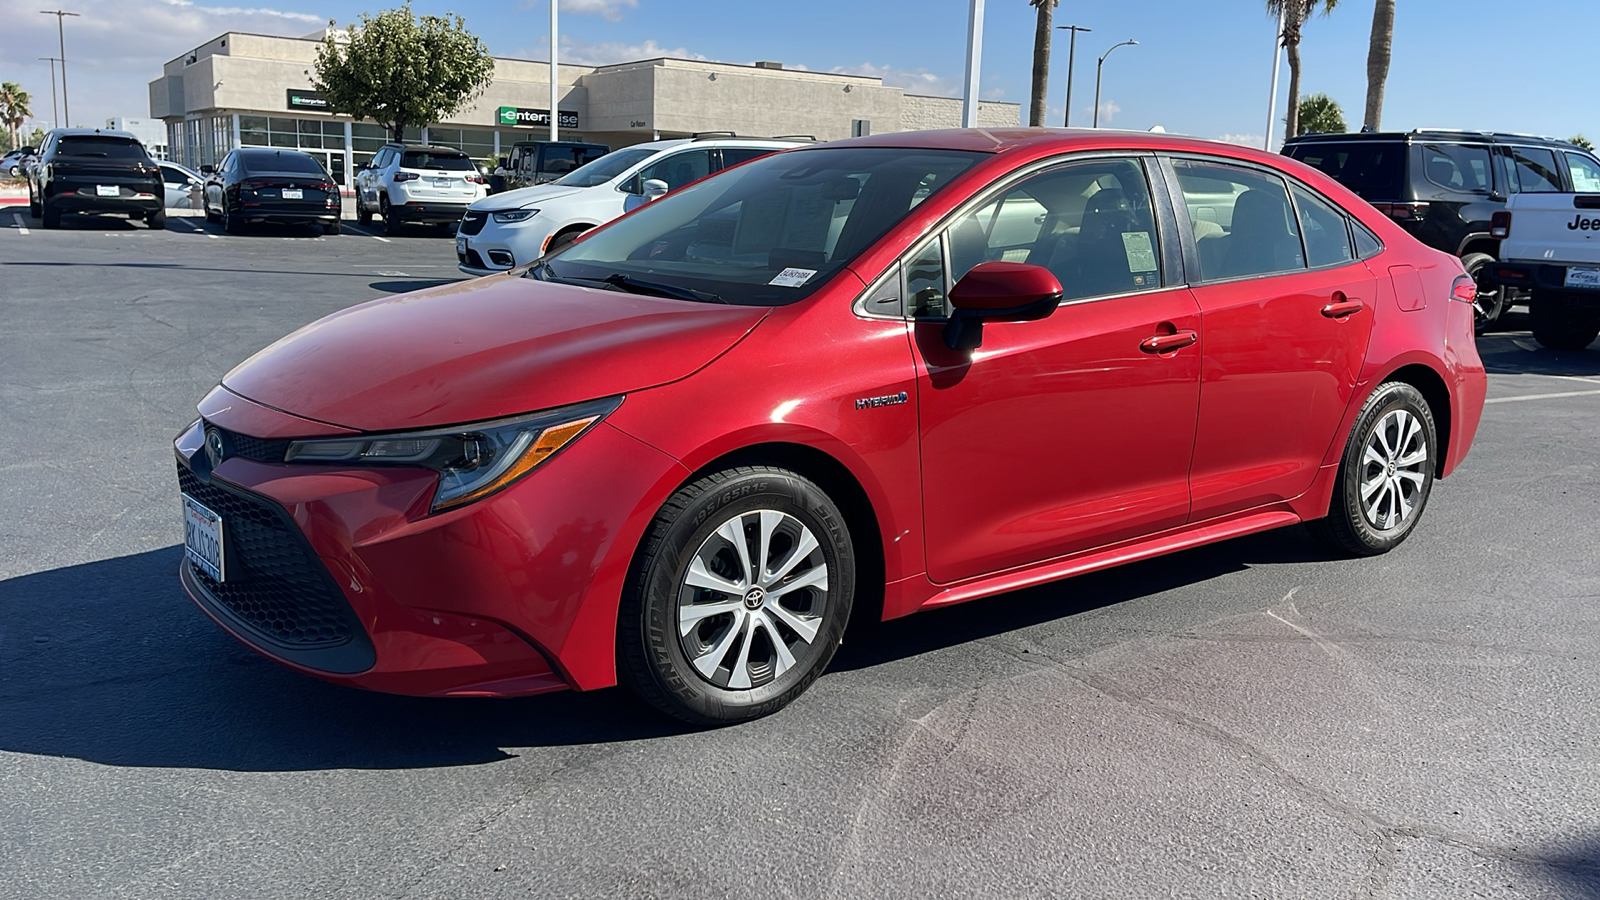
490, 140, 610, 193
28, 128, 165, 229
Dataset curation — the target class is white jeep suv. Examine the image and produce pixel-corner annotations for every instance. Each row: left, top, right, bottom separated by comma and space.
356, 143, 488, 236
455, 135, 802, 275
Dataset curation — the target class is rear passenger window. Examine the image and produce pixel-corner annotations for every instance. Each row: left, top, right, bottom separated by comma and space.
719, 148, 772, 169
1353, 222, 1382, 259
1175, 161, 1306, 281
1504, 146, 1563, 193
1291, 184, 1354, 268
1420, 144, 1492, 193
1566, 152, 1600, 193
1287, 142, 1405, 201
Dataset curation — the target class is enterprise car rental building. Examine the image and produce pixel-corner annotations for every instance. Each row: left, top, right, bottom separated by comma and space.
149, 31, 1020, 190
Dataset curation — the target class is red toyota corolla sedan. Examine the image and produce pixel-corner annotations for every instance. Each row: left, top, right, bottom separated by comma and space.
176, 129, 1486, 723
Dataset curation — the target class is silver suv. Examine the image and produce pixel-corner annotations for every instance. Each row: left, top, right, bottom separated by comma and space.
355, 143, 488, 235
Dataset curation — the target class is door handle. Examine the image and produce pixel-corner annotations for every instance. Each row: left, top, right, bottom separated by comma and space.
1140, 330, 1199, 354
1321, 298, 1364, 318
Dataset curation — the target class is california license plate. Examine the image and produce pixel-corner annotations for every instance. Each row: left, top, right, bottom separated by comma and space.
96, 185, 119, 197
282, 188, 303, 200
431, 178, 454, 188
1564, 267, 1600, 289
183, 494, 225, 582
456, 234, 468, 255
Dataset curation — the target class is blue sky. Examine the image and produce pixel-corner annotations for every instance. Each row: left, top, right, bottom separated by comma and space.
1, 0, 1594, 146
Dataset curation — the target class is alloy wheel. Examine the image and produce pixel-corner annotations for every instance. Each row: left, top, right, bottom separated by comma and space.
676, 509, 829, 691
1359, 408, 1429, 531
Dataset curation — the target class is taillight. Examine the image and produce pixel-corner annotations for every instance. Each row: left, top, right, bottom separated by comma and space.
1451, 275, 1477, 304
466, 174, 486, 184
1490, 210, 1512, 239
393, 172, 419, 182
1373, 201, 1431, 221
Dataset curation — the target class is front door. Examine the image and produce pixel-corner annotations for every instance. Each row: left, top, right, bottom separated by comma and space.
912, 157, 1202, 585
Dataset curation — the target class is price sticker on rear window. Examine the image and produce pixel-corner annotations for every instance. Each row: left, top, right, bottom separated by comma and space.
768, 267, 817, 288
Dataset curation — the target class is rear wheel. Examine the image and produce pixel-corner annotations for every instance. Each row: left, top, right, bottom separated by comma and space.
1309, 382, 1437, 556
380, 198, 402, 236
618, 466, 855, 725
1461, 252, 1503, 333
1530, 290, 1600, 351
323, 220, 342, 235
41, 202, 60, 229
221, 204, 243, 235
147, 209, 166, 230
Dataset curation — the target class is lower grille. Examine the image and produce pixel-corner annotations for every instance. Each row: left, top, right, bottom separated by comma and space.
461, 247, 487, 270
210, 426, 289, 463
459, 210, 487, 235
178, 465, 358, 648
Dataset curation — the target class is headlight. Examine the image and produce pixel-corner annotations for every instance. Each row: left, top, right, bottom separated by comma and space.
492, 208, 539, 223
283, 397, 621, 512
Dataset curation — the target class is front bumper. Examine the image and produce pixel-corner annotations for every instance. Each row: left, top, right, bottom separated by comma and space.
1486, 261, 1600, 299
173, 394, 686, 696
455, 215, 557, 275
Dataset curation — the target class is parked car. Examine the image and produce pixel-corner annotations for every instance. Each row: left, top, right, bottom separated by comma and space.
2, 147, 36, 178
354, 143, 487, 235
456, 135, 802, 275
1282, 129, 1600, 329
200, 148, 342, 235
158, 160, 204, 208
176, 129, 1486, 724
490, 139, 610, 193
28, 128, 164, 229
1484, 178, 1600, 349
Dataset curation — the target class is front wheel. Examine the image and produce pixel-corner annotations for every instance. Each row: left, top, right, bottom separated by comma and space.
618, 466, 855, 725
1309, 382, 1437, 556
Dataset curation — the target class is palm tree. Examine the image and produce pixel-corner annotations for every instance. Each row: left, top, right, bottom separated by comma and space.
1267, 0, 1339, 140
1364, 0, 1395, 130
1296, 93, 1346, 135
0, 82, 32, 149
1028, 0, 1057, 127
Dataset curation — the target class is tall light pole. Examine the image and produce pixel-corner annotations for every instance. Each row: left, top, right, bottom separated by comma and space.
1055, 24, 1091, 127
1092, 39, 1137, 128
38, 57, 60, 131
39, 10, 78, 125
548, 0, 558, 141
1264, 5, 1285, 150
960, 0, 984, 127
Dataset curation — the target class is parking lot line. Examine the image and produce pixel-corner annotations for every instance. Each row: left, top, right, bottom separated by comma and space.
12, 213, 27, 236
1485, 388, 1600, 404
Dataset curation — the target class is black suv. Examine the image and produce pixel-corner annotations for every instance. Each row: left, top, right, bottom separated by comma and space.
28, 128, 165, 230
1283, 130, 1600, 326
491, 140, 610, 193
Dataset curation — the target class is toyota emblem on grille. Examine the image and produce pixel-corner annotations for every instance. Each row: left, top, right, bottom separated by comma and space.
205, 428, 226, 465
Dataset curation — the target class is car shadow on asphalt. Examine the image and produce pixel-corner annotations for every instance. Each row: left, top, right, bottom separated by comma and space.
0, 527, 1335, 772
1478, 314, 1600, 377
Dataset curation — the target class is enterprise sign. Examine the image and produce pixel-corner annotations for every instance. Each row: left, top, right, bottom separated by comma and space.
287, 89, 329, 111
497, 106, 579, 129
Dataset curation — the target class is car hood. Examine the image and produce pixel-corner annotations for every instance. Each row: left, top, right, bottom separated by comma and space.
471, 183, 587, 210
221, 275, 768, 432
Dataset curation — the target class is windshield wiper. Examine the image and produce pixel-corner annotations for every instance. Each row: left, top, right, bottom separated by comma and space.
601, 274, 726, 304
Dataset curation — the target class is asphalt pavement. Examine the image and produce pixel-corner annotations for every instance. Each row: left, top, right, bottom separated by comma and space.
2, 211, 1598, 899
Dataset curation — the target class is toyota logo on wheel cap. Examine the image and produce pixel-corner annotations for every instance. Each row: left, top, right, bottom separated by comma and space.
743, 587, 766, 610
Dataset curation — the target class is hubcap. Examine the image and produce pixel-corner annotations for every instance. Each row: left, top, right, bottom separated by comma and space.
677, 509, 829, 691
1360, 408, 1429, 531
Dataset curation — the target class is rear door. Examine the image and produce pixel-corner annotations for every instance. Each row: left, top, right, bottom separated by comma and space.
1166, 156, 1377, 521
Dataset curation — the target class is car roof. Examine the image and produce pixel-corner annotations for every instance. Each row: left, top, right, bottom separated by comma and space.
48, 128, 139, 141
385, 143, 471, 154
237, 147, 313, 157
1284, 130, 1581, 149
628, 137, 809, 154
811, 127, 1299, 167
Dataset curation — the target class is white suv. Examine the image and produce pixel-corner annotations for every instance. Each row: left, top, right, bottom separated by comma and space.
356, 143, 488, 235
455, 135, 803, 275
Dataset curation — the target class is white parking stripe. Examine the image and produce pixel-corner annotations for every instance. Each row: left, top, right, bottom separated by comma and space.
371, 235, 392, 243
12, 213, 28, 236
206, 233, 218, 239
1486, 389, 1600, 404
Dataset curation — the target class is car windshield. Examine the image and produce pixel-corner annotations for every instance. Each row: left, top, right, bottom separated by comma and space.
55, 137, 148, 161
240, 152, 326, 175
554, 147, 656, 187
401, 151, 474, 171
535, 146, 985, 306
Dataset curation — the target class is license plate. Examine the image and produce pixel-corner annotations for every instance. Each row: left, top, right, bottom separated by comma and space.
1565, 267, 1600, 289
183, 494, 226, 582
282, 188, 303, 200
96, 185, 119, 197
431, 178, 454, 188
456, 234, 468, 255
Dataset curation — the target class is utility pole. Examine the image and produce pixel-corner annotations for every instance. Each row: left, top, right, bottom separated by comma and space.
39, 10, 79, 125
961, 0, 984, 127
1055, 24, 1091, 127
1265, 5, 1284, 150
549, 0, 558, 141
1093, 40, 1137, 128
38, 57, 60, 131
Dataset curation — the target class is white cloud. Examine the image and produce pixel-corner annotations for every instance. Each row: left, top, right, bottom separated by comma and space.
156, 0, 319, 22
830, 62, 962, 98
520, 0, 639, 23
533, 35, 705, 65
1091, 100, 1121, 124
1213, 133, 1265, 146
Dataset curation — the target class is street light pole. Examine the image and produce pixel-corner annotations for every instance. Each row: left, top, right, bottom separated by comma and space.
1056, 25, 1091, 127
549, 0, 558, 141
1264, 5, 1285, 150
39, 10, 79, 125
1092, 39, 1137, 128
38, 57, 60, 131
961, 0, 985, 127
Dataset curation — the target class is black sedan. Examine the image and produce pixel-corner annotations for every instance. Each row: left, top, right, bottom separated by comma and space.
202, 148, 342, 235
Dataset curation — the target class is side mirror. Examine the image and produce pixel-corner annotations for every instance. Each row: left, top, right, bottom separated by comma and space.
942, 261, 1063, 351
497, 156, 509, 169
199, 165, 216, 176
642, 178, 670, 202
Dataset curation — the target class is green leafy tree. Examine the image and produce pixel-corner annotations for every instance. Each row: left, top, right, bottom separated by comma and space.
1570, 134, 1595, 151
1295, 93, 1346, 135
0, 82, 33, 149
1363, 0, 1394, 130
1028, 0, 1057, 127
1267, 0, 1339, 141
312, 3, 496, 143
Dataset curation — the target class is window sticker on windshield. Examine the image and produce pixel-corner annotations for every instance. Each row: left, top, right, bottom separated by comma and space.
769, 267, 817, 288
1121, 231, 1158, 273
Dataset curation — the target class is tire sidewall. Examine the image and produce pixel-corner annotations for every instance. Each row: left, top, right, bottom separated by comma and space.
632, 469, 854, 722
1335, 383, 1437, 552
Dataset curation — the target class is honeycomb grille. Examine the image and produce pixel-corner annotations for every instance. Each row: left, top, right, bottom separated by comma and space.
212, 426, 290, 463
178, 464, 356, 647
